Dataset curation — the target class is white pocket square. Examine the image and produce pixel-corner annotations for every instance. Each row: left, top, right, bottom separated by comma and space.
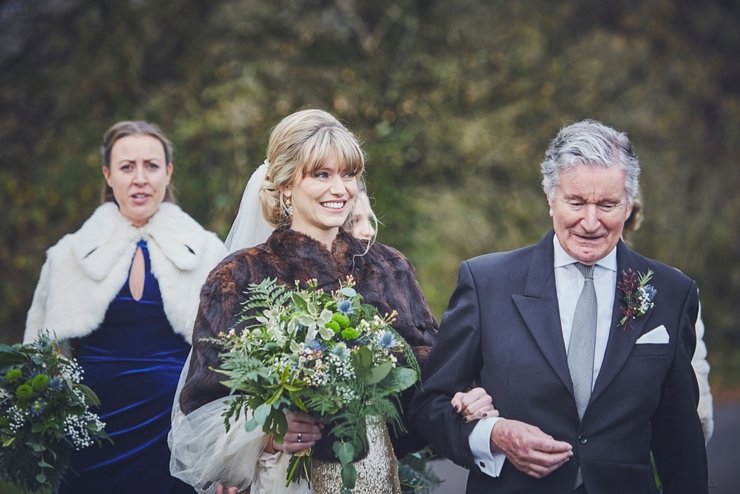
636, 325, 669, 344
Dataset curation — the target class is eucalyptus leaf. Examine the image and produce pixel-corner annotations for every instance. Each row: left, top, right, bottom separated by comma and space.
335, 441, 355, 464
340, 461, 357, 489
355, 347, 373, 368
388, 367, 418, 391
253, 402, 271, 425
338, 287, 357, 297
244, 417, 259, 432
28, 442, 45, 452
365, 361, 393, 385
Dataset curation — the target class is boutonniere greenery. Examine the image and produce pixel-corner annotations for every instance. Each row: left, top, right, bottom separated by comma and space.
617, 268, 657, 329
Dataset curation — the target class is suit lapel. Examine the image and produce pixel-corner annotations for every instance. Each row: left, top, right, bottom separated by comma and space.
590, 242, 653, 404
512, 232, 574, 394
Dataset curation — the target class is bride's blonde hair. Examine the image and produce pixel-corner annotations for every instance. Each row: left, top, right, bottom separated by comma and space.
260, 109, 365, 227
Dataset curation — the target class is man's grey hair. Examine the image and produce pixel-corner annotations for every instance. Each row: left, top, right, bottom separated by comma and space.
540, 119, 640, 204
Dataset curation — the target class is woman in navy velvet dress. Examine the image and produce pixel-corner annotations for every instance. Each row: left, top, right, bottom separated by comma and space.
24, 121, 227, 493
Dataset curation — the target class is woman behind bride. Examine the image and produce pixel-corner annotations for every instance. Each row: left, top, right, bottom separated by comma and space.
169, 109, 493, 493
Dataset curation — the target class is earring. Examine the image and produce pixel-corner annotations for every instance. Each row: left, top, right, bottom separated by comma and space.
283, 196, 293, 218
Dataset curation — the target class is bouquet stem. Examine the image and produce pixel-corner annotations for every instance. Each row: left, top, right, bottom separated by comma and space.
286, 449, 312, 487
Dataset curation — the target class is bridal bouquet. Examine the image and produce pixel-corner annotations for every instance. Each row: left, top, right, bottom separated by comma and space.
213, 277, 419, 493
0, 331, 107, 493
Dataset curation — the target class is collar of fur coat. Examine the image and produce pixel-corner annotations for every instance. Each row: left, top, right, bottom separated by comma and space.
74, 202, 211, 280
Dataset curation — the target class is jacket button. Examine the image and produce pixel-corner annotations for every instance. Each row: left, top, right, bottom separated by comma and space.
578, 435, 588, 445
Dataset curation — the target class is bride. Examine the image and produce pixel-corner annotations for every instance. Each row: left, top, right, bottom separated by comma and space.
169, 109, 493, 493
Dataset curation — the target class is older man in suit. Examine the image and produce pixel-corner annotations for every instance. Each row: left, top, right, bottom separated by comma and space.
410, 120, 707, 494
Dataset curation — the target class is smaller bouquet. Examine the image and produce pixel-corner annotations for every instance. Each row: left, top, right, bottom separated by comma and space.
212, 277, 419, 493
0, 331, 107, 493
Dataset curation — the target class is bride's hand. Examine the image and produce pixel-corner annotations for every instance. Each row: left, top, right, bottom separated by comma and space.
272, 410, 323, 454
451, 387, 498, 422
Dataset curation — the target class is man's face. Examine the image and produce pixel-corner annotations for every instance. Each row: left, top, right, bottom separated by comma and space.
549, 164, 633, 265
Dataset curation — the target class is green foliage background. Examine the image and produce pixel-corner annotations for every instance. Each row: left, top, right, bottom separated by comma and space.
1, 0, 738, 398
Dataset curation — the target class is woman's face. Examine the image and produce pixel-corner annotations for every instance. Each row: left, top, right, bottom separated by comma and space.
349, 192, 375, 241
282, 156, 358, 246
103, 134, 173, 227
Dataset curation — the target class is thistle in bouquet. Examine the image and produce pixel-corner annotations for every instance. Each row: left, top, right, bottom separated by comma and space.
212, 277, 420, 493
0, 331, 107, 493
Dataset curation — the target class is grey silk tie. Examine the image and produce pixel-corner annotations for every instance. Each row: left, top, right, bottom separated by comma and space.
568, 262, 597, 419
568, 263, 596, 489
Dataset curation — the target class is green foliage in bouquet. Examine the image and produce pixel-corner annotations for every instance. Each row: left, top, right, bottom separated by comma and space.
0, 332, 107, 493
399, 448, 443, 494
212, 277, 420, 493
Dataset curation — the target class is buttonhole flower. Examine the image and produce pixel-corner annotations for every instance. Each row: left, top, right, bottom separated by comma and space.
617, 268, 657, 330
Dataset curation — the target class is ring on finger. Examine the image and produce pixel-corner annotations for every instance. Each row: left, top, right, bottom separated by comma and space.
297, 433, 302, 443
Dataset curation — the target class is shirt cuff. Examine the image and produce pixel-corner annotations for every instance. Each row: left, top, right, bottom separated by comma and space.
469, 417, 506, 477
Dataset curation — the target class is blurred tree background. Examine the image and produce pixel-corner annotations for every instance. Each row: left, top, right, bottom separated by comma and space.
1, 0, 738, 397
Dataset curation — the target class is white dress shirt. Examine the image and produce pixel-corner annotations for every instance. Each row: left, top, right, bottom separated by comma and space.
469, 236, 617, 477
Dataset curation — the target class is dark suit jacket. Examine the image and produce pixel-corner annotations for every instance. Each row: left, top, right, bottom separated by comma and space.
409, 231, 707, 494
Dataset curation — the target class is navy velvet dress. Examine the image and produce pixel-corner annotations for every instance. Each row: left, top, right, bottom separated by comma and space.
59, 241, 194, 494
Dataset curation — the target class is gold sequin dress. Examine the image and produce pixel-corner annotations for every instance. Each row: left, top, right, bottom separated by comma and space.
311, 416, 401, 494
